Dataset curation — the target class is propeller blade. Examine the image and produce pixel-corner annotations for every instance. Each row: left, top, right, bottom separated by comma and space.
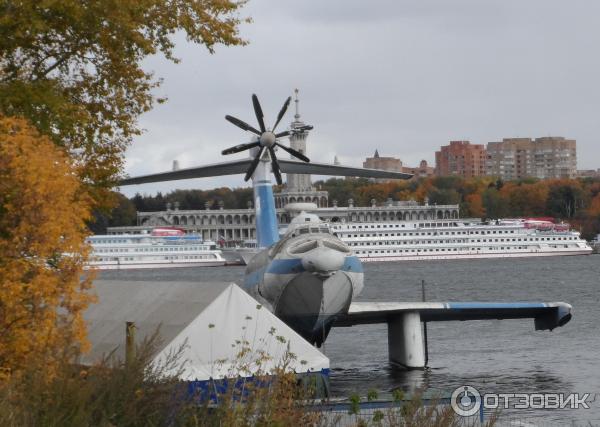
252, 94, 266, 133
275, 125, 313, 138
222, 141, 260, 155
225, 115, 261, 135
244, 146, 264, 181
272, 96, 292, 132
275, 142, 309, 162
268, 147, 283, 185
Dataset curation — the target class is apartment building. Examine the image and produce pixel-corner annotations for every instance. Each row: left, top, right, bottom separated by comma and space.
486, 137, 576, 180
435, 141, 487, 177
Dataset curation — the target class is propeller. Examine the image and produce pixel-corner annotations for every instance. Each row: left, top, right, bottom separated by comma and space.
222, 93, 312, 185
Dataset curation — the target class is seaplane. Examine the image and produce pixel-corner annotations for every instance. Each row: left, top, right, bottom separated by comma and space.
120, 94, 572, 369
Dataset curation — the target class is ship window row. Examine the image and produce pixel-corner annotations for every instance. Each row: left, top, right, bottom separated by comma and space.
94, 246, 211, 253
353, 246, 537, 255
347, 234, 575, 246
344, 233, 574, 241
333, 223, 532, 233
337, 222, 456, 230
93, 255, 214, 262
343, 230, 521, 237
164, 255, 213, 260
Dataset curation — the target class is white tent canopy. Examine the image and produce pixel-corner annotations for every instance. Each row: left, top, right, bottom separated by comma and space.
84, 280, 329, 381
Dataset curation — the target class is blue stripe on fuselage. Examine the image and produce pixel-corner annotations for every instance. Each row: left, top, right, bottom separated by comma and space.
254, 183, 279, 248
342, 255, 363, 273
265, 255, 363, 275
243, 255, 362, 291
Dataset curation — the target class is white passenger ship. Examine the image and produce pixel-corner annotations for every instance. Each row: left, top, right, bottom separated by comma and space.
86, 227, 226, 270
331, 219, 592, 262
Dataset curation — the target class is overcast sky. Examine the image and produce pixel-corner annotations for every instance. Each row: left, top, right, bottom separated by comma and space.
122, 0, 600, 197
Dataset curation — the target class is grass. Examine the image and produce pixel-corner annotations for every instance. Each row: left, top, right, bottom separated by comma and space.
0, 329, 496, 426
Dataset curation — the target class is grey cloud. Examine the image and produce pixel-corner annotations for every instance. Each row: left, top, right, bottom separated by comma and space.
121, 0, 600, 197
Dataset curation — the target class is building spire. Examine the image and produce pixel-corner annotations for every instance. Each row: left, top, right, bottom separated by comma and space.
294, 88, 301, 120
374, 149, 380, 158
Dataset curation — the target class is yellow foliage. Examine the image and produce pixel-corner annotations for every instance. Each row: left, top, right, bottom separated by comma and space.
0, 0, 249, 210
588, 194, 600, 216
465, 193, 485, 218
0, 116, 95, 381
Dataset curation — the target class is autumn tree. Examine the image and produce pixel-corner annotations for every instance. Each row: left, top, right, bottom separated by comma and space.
88, 192, 137, 234
0, 116, 94, 380
427, 187, 461, 205
124, 175, 600, 237
482, 187, 508, 219
546, 180, 586, 219
583, 193, 600, 237
0, 0, 249, 209
464, 193, 485, 218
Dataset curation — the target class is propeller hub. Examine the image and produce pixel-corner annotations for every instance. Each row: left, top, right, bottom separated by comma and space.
260, 131, 276, 147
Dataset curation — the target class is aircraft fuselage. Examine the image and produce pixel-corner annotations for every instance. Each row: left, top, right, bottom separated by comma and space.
243, 225, 363, 346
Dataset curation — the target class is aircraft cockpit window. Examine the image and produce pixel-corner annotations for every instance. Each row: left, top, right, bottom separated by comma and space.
322, 240, 351, 253
289, 240, 318, 254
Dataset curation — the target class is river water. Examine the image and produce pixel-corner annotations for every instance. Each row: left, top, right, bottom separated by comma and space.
99, 255, 600, 425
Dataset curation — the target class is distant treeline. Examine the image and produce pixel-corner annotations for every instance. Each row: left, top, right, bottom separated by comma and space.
95, 177, 600, 239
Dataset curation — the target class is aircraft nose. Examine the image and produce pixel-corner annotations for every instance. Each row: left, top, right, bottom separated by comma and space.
301, 246, 346, 276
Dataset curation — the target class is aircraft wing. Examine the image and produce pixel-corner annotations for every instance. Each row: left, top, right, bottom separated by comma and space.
119, 158, 412, 186
334, 301, 572, 331
278, 159, 413, 180
119, 159, 253, 186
